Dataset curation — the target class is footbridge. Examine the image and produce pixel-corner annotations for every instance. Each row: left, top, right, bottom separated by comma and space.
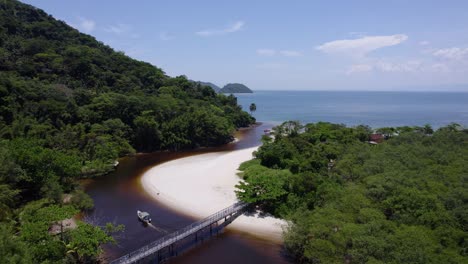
111, 202, 249, 264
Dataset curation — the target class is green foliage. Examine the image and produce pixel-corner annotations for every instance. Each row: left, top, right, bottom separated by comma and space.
236, 161, 290, 212
0, 184, 19, 221
0, 1, 254, 262
66, 222, 116, 262
0, 0, 253, 156
237, 122, 468, 263
13, 200, 121, 263
18, 202, 77, 263
249, 103, 256, 114
0, 223, 32, 264
70, 190, 94, 211
219, 83, 253, 93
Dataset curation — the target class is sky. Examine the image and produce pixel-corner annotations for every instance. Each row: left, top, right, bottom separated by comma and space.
21, 0, 468, 91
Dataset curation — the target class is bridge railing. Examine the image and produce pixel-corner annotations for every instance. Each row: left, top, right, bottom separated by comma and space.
111, 201, 249, 264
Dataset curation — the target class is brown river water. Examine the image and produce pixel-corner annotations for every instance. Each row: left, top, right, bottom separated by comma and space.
83, 123, 292, 263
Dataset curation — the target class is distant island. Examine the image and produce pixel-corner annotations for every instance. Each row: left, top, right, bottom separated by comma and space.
219, 83, 253, 93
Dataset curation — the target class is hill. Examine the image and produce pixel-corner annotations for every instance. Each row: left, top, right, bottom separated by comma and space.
219, 83, 253, 93
191, 81, 221, 92
0, 1, 254, 262
0, 0, 255, 154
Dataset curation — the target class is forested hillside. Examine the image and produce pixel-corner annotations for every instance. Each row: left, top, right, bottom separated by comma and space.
237, 122, 467, 263
193, 81, 221, 92
0, 0, 254, 262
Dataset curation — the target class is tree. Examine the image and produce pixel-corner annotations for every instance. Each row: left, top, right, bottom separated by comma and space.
0, 223, 32, 263
235, 122, 468, 263
133, 111, 162, 151
19, 203, 78, 262
235, 161, 291, 213
0, 184, 19, 221
249, 103, 257, 115
66, 222, 123, 262
0, 1, 256, 262
423, 124, 434, 135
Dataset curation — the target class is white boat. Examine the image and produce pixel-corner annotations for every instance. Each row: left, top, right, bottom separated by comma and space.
137, 210, 151, 223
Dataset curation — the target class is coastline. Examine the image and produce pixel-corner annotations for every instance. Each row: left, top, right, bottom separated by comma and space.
140, 146, 287, 242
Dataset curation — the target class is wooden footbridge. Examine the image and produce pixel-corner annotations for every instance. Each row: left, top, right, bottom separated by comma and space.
111, 202, 250, 264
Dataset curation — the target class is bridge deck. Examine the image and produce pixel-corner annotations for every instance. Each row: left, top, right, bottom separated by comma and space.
111, 202, 249, 264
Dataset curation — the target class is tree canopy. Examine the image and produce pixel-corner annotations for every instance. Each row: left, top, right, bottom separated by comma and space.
0, 0, 254, 262
237, 121, 468, 263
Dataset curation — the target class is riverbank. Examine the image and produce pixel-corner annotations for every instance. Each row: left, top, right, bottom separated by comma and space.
140, 147, 286, 242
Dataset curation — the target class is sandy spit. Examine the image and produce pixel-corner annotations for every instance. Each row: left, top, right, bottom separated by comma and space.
140, 147, 287, 242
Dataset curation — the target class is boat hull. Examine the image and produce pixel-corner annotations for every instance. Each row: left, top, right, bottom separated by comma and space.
137, 210, 151, 223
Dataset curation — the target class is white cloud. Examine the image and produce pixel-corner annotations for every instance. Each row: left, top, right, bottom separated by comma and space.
375, 60, 421, 72
419, 41, 430, 46
70, 17, 95, 33
280, 50, 302, 57
196, 21, 245, 36
316, 34, 408, 56
347, 64, 373, 75
160, 31, 174, 41
105, 24, 131, 35
257, 49, 276, 56
347, 60, 429, 75
225, 21, 244, 33
433, 47, 468, 60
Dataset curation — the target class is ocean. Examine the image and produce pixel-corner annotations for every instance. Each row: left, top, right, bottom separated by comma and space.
236, 90, 468, 128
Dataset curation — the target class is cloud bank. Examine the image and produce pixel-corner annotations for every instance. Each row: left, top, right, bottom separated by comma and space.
256, 49, 276, 56
196, 21, 245, 36
316, 34, 408, 56
433, 47, 468, 60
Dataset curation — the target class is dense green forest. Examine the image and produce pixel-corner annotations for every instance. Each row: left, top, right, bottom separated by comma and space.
192, 81, 221, 92
0, 0, 254, 262
236, 121, 467, 263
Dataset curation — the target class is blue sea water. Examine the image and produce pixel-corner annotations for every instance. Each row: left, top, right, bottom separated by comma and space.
236, 91, 468, 128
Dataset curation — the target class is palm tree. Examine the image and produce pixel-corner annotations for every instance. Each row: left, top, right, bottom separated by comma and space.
249, 103, 257, 115
423, 124, 434, 135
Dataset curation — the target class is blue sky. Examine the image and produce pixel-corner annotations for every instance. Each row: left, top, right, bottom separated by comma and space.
21, 0, 468, 91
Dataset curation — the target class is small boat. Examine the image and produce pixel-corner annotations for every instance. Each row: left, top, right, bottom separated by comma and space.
137, 210, 151, 223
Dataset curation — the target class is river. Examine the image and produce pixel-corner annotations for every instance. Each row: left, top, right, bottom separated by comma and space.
84, 123, 291, 263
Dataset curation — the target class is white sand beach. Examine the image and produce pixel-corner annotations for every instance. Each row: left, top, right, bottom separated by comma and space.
141, 147, 287, 242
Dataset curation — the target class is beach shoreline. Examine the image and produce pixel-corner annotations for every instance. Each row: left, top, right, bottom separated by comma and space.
140, 147, 286, 242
